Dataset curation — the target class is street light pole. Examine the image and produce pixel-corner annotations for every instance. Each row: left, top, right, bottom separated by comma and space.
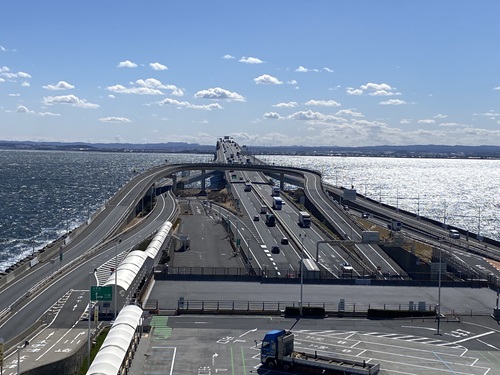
88, 271, 93, 368
436, 239, 443, 336
299, 233, 306, 310
114, 238, 122, 321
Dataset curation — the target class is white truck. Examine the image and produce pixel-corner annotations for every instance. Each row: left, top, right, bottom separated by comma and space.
260, 330, 380, 374
271, 186, 280, 196
298, 211, 311, 228
272, 196, 283, 210
387, 220, 402, 231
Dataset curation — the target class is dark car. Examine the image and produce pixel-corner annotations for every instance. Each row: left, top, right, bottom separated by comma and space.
362, 212, 370, 218
280, 237, 289, 245
253, 215, 260, 221
271, 245, 280, 254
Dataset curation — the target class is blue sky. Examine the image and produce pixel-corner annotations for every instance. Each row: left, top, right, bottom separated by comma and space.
1, 1, 499, 147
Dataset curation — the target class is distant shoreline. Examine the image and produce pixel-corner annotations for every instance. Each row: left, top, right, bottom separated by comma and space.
1, 141, 500, 159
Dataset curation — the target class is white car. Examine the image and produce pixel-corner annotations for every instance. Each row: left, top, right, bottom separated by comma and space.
341, 262, 353, 272
449, 229, 460, 239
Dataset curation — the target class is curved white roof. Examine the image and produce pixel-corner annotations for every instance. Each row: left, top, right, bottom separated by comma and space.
86, 305, 143, 375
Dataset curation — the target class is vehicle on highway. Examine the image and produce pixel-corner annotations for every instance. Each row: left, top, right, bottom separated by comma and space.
281, 237, 288, 245
265, 213, 276, 227
388, 220, 402, 231
362, 212, 370, 218
271, 186, 280, 196
253, 215, 260, 221
260, 330, 380, 373
298, 211, 311, 227
244, 182, 252, 192
341, 262, 354, 272
260, 205, 267, 214
449, 229, 460, 239
271, 245, 280, 254
272, 196, 283, 210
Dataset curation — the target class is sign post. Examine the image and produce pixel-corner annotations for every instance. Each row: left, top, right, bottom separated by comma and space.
90, 286, 113, 301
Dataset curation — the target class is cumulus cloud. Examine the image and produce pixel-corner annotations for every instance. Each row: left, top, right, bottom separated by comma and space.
434, 113, 448, 119
21, 81, 30, 87
323, 67, 334, 73
263, 112, 283, 120
273, 102, 298, 108
222, 54, 235, 59
287, 110, 344, 123
253, 74, 282, 85
149, 62, 168, 70
336, 109, 364, 117
348, 82, 400, 96
0, 66, 10, 72
107, 78, 183, 96
17, 105, 29, 113
43, 81, 75, 90
400, 119, 412, 124
305, 99, 341, 107
99, 117, 132, 123
42, 94, 100, 109
417, 119, 436, 124
8, 93, 20, 97
158, 97, 223, 110
295, 66, 319, 73
117, 60, 138, 68
287, 79, 298, 85
239, 56, 263, 64
194, 87, 245, 101
346, 87, 363, 95
379, 99, 406, 105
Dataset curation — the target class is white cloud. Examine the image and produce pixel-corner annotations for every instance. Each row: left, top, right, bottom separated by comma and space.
18, 72, 31, 78
295, 66, 319, 73
108, 94, 115, 99
287, 110, 343, 122
493, 86, 500, 90
42, 94, 100, 109
107, 78, 184, 96
439, 122, 466, 127
21, 81, 30, 87
336, 109, 364, 117
0, 46, 5, 52
149, 62, 168, 71
194, 87, 245, 101
287, 80, 298, 85
117, 60, 138, 68
17, 105, 29, 113
400, 119, 412, 124
158, 97, 223, 110
323, 67, 334, 73
305, 99, 341, 107
379, 99, 406, 105
417, 119, 436, 124
475, 111, 500, 117
43, 81, 75, 90
253, 74, 282, 85
0, 66, 10, 72
434, 113, 448, 119
38, 112, 61, 116
8, 93, 20, 97
99, 117, 132, 123
263, 112, 282, 120
239, 56, 263, 64
346, 87, 363, 95
0, 78, 4, 82
361, 83, 392, 91
222, 54, 235, 59
273, 102, 298, 108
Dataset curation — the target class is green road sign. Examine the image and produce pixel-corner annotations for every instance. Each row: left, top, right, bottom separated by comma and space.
91, 286, 113, 301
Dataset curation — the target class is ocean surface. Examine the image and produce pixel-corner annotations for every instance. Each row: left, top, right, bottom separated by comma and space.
0, 150, 212, 271
1, 150, 499, 271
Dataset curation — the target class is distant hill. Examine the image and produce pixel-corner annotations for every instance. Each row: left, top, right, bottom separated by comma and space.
1, 140, 500, 158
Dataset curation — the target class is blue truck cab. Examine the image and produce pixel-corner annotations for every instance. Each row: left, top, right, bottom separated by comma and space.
260, 330, 294, 366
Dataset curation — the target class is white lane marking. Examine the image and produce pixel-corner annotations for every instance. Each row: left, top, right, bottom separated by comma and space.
476, 339, 499, 350
450, 331, 495, 344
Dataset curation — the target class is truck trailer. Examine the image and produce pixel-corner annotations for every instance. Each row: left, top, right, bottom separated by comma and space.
271, 186, 280, 196
298, 211, 311, 227
260, 330, 380, 374
272, 196, 283, 210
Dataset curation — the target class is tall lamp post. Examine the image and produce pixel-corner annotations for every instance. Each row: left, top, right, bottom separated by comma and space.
114, 238, 122, 321
436, 239, 444, 336
299, 233, 306, 310
17, 340, 29, 374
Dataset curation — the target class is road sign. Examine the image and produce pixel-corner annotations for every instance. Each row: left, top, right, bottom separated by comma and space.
91, 286, 113, 301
